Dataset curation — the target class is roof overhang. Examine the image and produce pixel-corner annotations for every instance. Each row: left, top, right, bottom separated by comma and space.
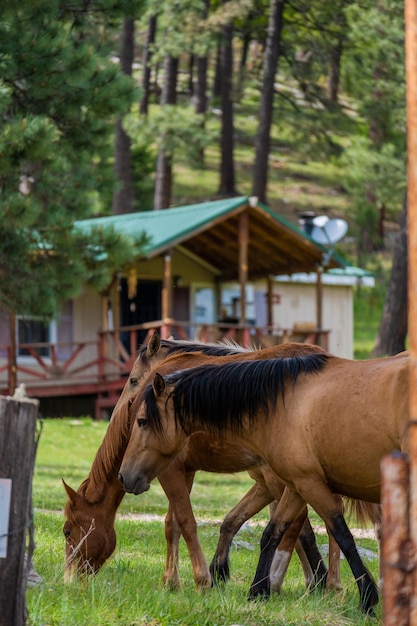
75, 196, 347, 281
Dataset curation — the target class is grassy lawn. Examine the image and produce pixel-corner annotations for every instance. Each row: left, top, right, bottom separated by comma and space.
27, 418, 381, 625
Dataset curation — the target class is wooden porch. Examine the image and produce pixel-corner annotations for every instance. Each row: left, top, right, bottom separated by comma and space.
0, 320, 329, 419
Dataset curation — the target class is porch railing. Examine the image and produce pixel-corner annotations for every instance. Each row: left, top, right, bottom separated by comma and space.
0, 319, 329, 399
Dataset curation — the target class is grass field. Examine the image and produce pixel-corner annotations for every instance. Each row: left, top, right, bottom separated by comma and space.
26, 417, 381, 625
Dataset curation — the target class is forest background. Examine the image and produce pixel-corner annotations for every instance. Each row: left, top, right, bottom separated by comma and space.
0, 0, 409, 357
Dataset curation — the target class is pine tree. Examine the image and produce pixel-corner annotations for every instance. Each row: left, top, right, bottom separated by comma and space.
0, 0, 146, 319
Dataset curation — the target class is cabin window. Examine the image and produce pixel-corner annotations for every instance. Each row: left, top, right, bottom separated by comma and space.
17, 317, 55, 358
193, 287, 216, 323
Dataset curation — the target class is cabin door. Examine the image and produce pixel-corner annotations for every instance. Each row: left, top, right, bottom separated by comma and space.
172, 286, 190, 337
119, 278, 162, 346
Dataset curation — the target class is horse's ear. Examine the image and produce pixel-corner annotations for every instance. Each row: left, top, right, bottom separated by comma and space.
62, 479, 78, 503
153, 373, 166, 397
147, 333, 160, 357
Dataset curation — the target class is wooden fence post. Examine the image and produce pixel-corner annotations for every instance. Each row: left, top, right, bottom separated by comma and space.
405, 0, 417, 618
381, 452, 414, 625
0, 396, 39, 626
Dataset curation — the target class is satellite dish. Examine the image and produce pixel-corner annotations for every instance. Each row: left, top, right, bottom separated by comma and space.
310, 217, 348, 245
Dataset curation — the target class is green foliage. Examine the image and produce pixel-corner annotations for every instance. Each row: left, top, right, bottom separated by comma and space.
0, 0, 146, 318
343, 0, 405, 146
127, 105, 216, 161
131, 143, 157, 211
340, 137, 406, 251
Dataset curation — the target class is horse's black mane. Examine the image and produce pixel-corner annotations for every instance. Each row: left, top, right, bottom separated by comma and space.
142, 353, 328, 436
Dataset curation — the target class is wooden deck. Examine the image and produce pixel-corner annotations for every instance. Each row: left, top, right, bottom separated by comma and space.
0, 320, 329, 419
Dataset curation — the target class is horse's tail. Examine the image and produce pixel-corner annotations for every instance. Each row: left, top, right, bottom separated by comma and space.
344, 499, 381, 527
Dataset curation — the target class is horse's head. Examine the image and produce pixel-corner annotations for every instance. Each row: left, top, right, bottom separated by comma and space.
62, 480, 117, 580
61, 334, 170, 578
118, 371, 186, 495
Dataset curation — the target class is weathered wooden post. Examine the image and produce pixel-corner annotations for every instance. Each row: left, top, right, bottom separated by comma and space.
381, 452, 413, 625
381, 4, 417, 622
0, 396, 39, 626
406, 0, 417, 621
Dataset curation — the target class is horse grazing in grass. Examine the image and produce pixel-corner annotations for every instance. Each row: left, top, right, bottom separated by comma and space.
119, 350, 410, 614
63, 335, 351, 590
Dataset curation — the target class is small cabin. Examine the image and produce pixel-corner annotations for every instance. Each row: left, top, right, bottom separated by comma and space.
0, 196, 371, 417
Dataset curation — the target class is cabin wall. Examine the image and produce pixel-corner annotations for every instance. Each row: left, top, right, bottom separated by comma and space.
254, 278, 353, 358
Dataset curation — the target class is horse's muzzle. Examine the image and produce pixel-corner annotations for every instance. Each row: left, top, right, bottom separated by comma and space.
118, 471, 150, 495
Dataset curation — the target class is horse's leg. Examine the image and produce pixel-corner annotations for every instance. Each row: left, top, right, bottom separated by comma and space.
322, 494, 343, 592
270, 508, 311, 593
294, 482, 379, 614
210, 480, 275, 582
249, 493, 336, 597
294, 516, 328, 591
158, 467, 212, 589
270, 505, 327, 594
325, 526, 342, 591
260, 467, 327, 593
163, 501, 181, 589
249, 487, 307, 599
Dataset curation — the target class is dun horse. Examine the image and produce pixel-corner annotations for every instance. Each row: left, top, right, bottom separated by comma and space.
63, 335, 354, 590
119, 349, 409, 614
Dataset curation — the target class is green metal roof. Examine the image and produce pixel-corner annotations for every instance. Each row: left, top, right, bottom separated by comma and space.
328, 266, 374, 278
75, 196, 250, 258
75, 196, 348, 280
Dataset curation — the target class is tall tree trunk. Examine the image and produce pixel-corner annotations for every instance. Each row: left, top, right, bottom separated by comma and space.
112, 18, 135, 215
252, 0, 284, 204
371, 196, 408, 357
195, 54, 208, 115
212, 42, 222, 100
366, 58, 389, 251
194, 0, 209, 115
218, 16, 236, 196
236, 30, 251, 98
195, 54, 208, 166
327, 41, 342, 103
193, 0, 209, 165
326, 8, 347, 104
188, 54, 195, 95
140, 16, 157, 116
153, 55, 178, 210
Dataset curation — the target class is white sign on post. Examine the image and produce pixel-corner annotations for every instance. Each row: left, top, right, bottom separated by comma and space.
0, 479, 12, 558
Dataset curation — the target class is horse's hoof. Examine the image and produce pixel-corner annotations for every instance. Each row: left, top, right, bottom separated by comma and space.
362, 583, 379, 616
247, 584, 271, 601
162, 576, 181, 591
195, 575, 212, 590
308, 572, 327, 593
325, 581, 343, 593
210, 564, 230, 583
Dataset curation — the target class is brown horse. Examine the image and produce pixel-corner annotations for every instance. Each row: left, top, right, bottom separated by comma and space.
119, 349, 409, 614
63, 335, 346, 590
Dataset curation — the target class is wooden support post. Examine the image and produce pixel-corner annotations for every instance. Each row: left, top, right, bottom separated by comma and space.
161, 252, 172, 339
0, 396, 39, 626
316, 265, 323, 334
238, 211, 249, 345
267, 276, 274, 327
381, 452, 413, 626
8, 311, 17, 395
